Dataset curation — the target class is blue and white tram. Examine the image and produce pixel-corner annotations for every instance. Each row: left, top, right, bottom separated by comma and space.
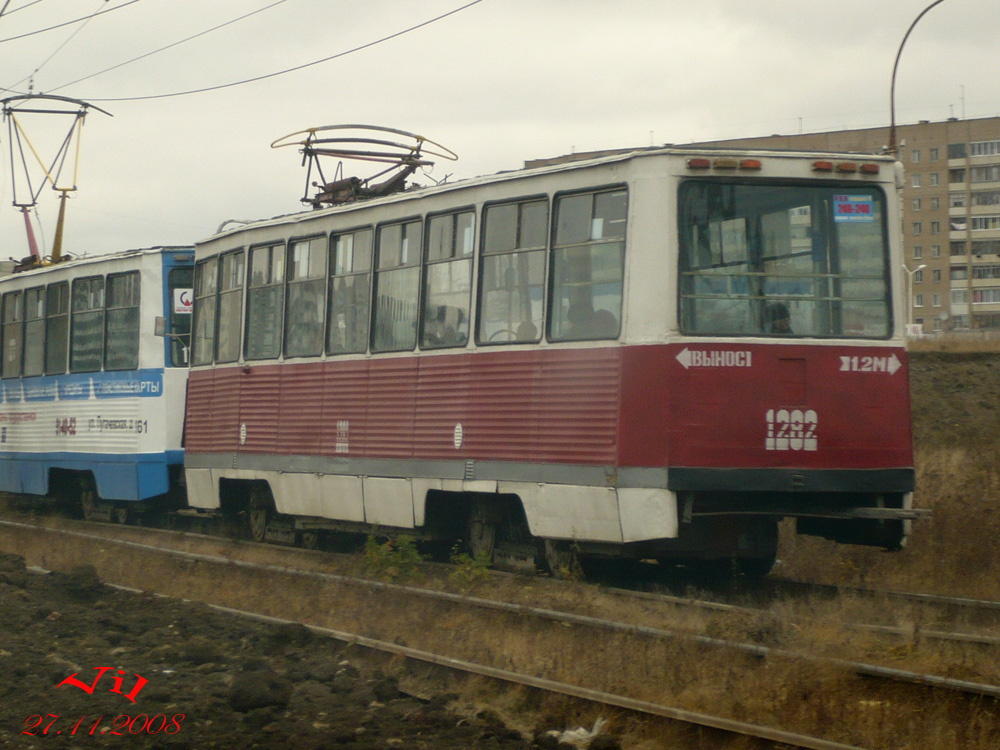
0, 247, 194, 518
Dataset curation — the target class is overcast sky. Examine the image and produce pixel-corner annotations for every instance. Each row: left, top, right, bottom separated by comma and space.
0, 0, 997, 259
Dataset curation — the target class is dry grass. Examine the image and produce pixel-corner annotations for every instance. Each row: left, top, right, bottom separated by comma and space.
4, 519, 1000, 748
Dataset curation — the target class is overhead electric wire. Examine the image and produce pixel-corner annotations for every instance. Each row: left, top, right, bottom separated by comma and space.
49, 0, 290, 93
0, 0, 143, 44
81, 0, 485, 102
0, 0, 51, 22
8, 0, 112, 91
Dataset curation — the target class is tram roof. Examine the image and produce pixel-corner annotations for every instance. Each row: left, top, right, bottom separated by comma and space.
201, 144, 900, 245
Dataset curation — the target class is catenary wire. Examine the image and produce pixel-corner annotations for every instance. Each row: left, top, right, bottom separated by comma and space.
0, 0, 143, 45
7, 0, 112, 91
48, 0, 290, 93
79, 0, 485, 102
0, 0, 48, 20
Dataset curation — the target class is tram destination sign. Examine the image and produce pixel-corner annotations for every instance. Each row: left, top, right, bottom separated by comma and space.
675, 348, 752, 369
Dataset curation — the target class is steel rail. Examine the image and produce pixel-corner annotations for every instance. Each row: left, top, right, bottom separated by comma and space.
3, 518, 999, 700
22, 564, 867, 750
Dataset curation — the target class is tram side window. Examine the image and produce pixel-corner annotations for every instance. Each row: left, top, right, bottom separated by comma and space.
192, 258, 218, 366
422, 211, 474, 349
167, 266, 193, 367
23, 287, 45, 377
1, 291, 23, 379
45, 282, 69, 375
216, 251, 244, 364
477, 199, 547, 344
245, 244, 285, 360
548, 189, 626, 342
328, 228, 371, 354
105, 271, 140, 371
284, 237, 326, 359
372, 220, 421, 352
677, 181, 890, 338
70, 276, 105, 373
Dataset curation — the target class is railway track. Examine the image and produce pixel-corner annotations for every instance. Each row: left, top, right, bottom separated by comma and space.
2, 512, 999, 748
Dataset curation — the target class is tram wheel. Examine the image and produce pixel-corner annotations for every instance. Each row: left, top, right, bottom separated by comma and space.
248, 491, 273, 543
467, 517, 496, 562
541, 539, 582, 579
113, 506, 129, 525
299, 530, 321, 550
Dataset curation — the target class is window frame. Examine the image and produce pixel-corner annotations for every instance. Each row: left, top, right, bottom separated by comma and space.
1, 290, 23, 379
327, 225, 373, 356
283, 235, 327, 360
244, 242, 286, 361
475, 195, 550, 346
546, 185, 628, 343
103, 270, 141, 372
420, 207, 475, 350
69, 275, 105, 374
371, 217, 423, 353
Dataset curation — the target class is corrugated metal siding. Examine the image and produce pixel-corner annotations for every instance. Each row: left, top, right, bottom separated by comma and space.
186, 347, 625, 465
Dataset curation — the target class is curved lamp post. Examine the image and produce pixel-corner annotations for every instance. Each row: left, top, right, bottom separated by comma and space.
889, 0, 948, 155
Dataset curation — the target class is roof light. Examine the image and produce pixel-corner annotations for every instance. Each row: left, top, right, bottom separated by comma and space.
713, 158, 738, 169
812, 160, 834, 172
836, 162, 858, 173
687, 158, 711, 169
739, 159, 762, 170
860, 163, 880, 175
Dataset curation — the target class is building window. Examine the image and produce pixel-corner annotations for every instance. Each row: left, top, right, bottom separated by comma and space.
931, 197, 940, 210
952, 314, 969, 329
950, 169, 966, 183
912, 222, 922, 236
914, 269, 924, 283
930, 148, 939, 161
931, 221, 941, 234
951, 241, 967, 255
930, 173, 940, 187
912, 198, 922, 211
972, 189, 1000, 206
915, 294, 924, 307
972, 239, 1000, 256
950, 192, 966, 208
971, 216, 1000, 231
911, 149, 921, 164
952, 290, 968, 304
913, 245, 922, 259
971, 165, 1000, 183
934, 318, 942, 332
932, 245, 941, 258
912, 174, 922, 188
948, 143, 967, 159
973, 288, 1000, 304
932, 269, 942, 282
970, 140, 1000, 157
951, 266, 968, 280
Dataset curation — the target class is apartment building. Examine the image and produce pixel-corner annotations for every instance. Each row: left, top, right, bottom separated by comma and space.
698, 117, 1000, 335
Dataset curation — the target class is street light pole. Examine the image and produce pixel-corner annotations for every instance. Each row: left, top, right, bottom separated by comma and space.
889, 0, 948, 155
902, 263, 927, 328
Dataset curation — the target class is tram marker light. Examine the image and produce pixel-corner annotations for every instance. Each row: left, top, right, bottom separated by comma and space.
836, 162, 858, 173
812, 160, 834, 171
860, 163, 880, 174
739, 159, 762, 170
686, 158, 711, 169
713, 158, 738, 169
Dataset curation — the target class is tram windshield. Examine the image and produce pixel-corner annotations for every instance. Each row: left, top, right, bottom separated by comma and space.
678, 180, 891, 338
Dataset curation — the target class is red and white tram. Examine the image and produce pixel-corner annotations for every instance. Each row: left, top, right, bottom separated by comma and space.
184, 146, 915, 575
